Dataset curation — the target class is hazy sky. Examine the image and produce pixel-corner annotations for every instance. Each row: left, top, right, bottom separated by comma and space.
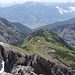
0, 0, 75, 4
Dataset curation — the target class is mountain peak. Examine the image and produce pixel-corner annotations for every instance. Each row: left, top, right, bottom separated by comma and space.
20, 28, 75, 68
32, 28, 72, 49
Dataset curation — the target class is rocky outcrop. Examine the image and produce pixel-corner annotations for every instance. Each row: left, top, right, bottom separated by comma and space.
0, 45, 75, 75
11, 65, 37, 75
27, 54, 75, 75
4, 51, 28, 72
1, 72, 13, 75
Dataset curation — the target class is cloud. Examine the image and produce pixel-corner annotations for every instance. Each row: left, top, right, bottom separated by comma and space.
56, 6, 68, 14
56, 6, 63, 14
56, 6, 64, 14
56, 6, 75, 14
68, 6, 75, 13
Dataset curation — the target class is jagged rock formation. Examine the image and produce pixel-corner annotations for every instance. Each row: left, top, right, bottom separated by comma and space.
0, 45, 75, 75
11, 65, 37, 75
4, 51, 28, 72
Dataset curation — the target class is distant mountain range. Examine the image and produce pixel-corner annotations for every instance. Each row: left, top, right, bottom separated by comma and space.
34, 17, 75, 30
0, 17, 31, 45
0, 2, 75, 28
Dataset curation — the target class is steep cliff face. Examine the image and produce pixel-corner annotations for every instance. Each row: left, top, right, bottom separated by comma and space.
0, 45, 75, 75
52, 23, 75, 47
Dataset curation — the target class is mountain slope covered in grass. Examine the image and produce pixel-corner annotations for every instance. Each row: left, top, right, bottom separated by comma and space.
20, 28, 75, 68
34, 18, 75, 48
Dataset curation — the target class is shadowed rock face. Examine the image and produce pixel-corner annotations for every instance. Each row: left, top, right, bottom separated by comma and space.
4, 51, 28, 72
0, 45, 75, 75
0, 45, 5, 70
27, 54, 75, 75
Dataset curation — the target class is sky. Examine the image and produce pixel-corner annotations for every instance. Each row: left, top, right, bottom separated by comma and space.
0, 0, 75, 5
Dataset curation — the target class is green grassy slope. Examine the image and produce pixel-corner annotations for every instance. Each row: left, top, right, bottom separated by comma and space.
20, 28, 75, 68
